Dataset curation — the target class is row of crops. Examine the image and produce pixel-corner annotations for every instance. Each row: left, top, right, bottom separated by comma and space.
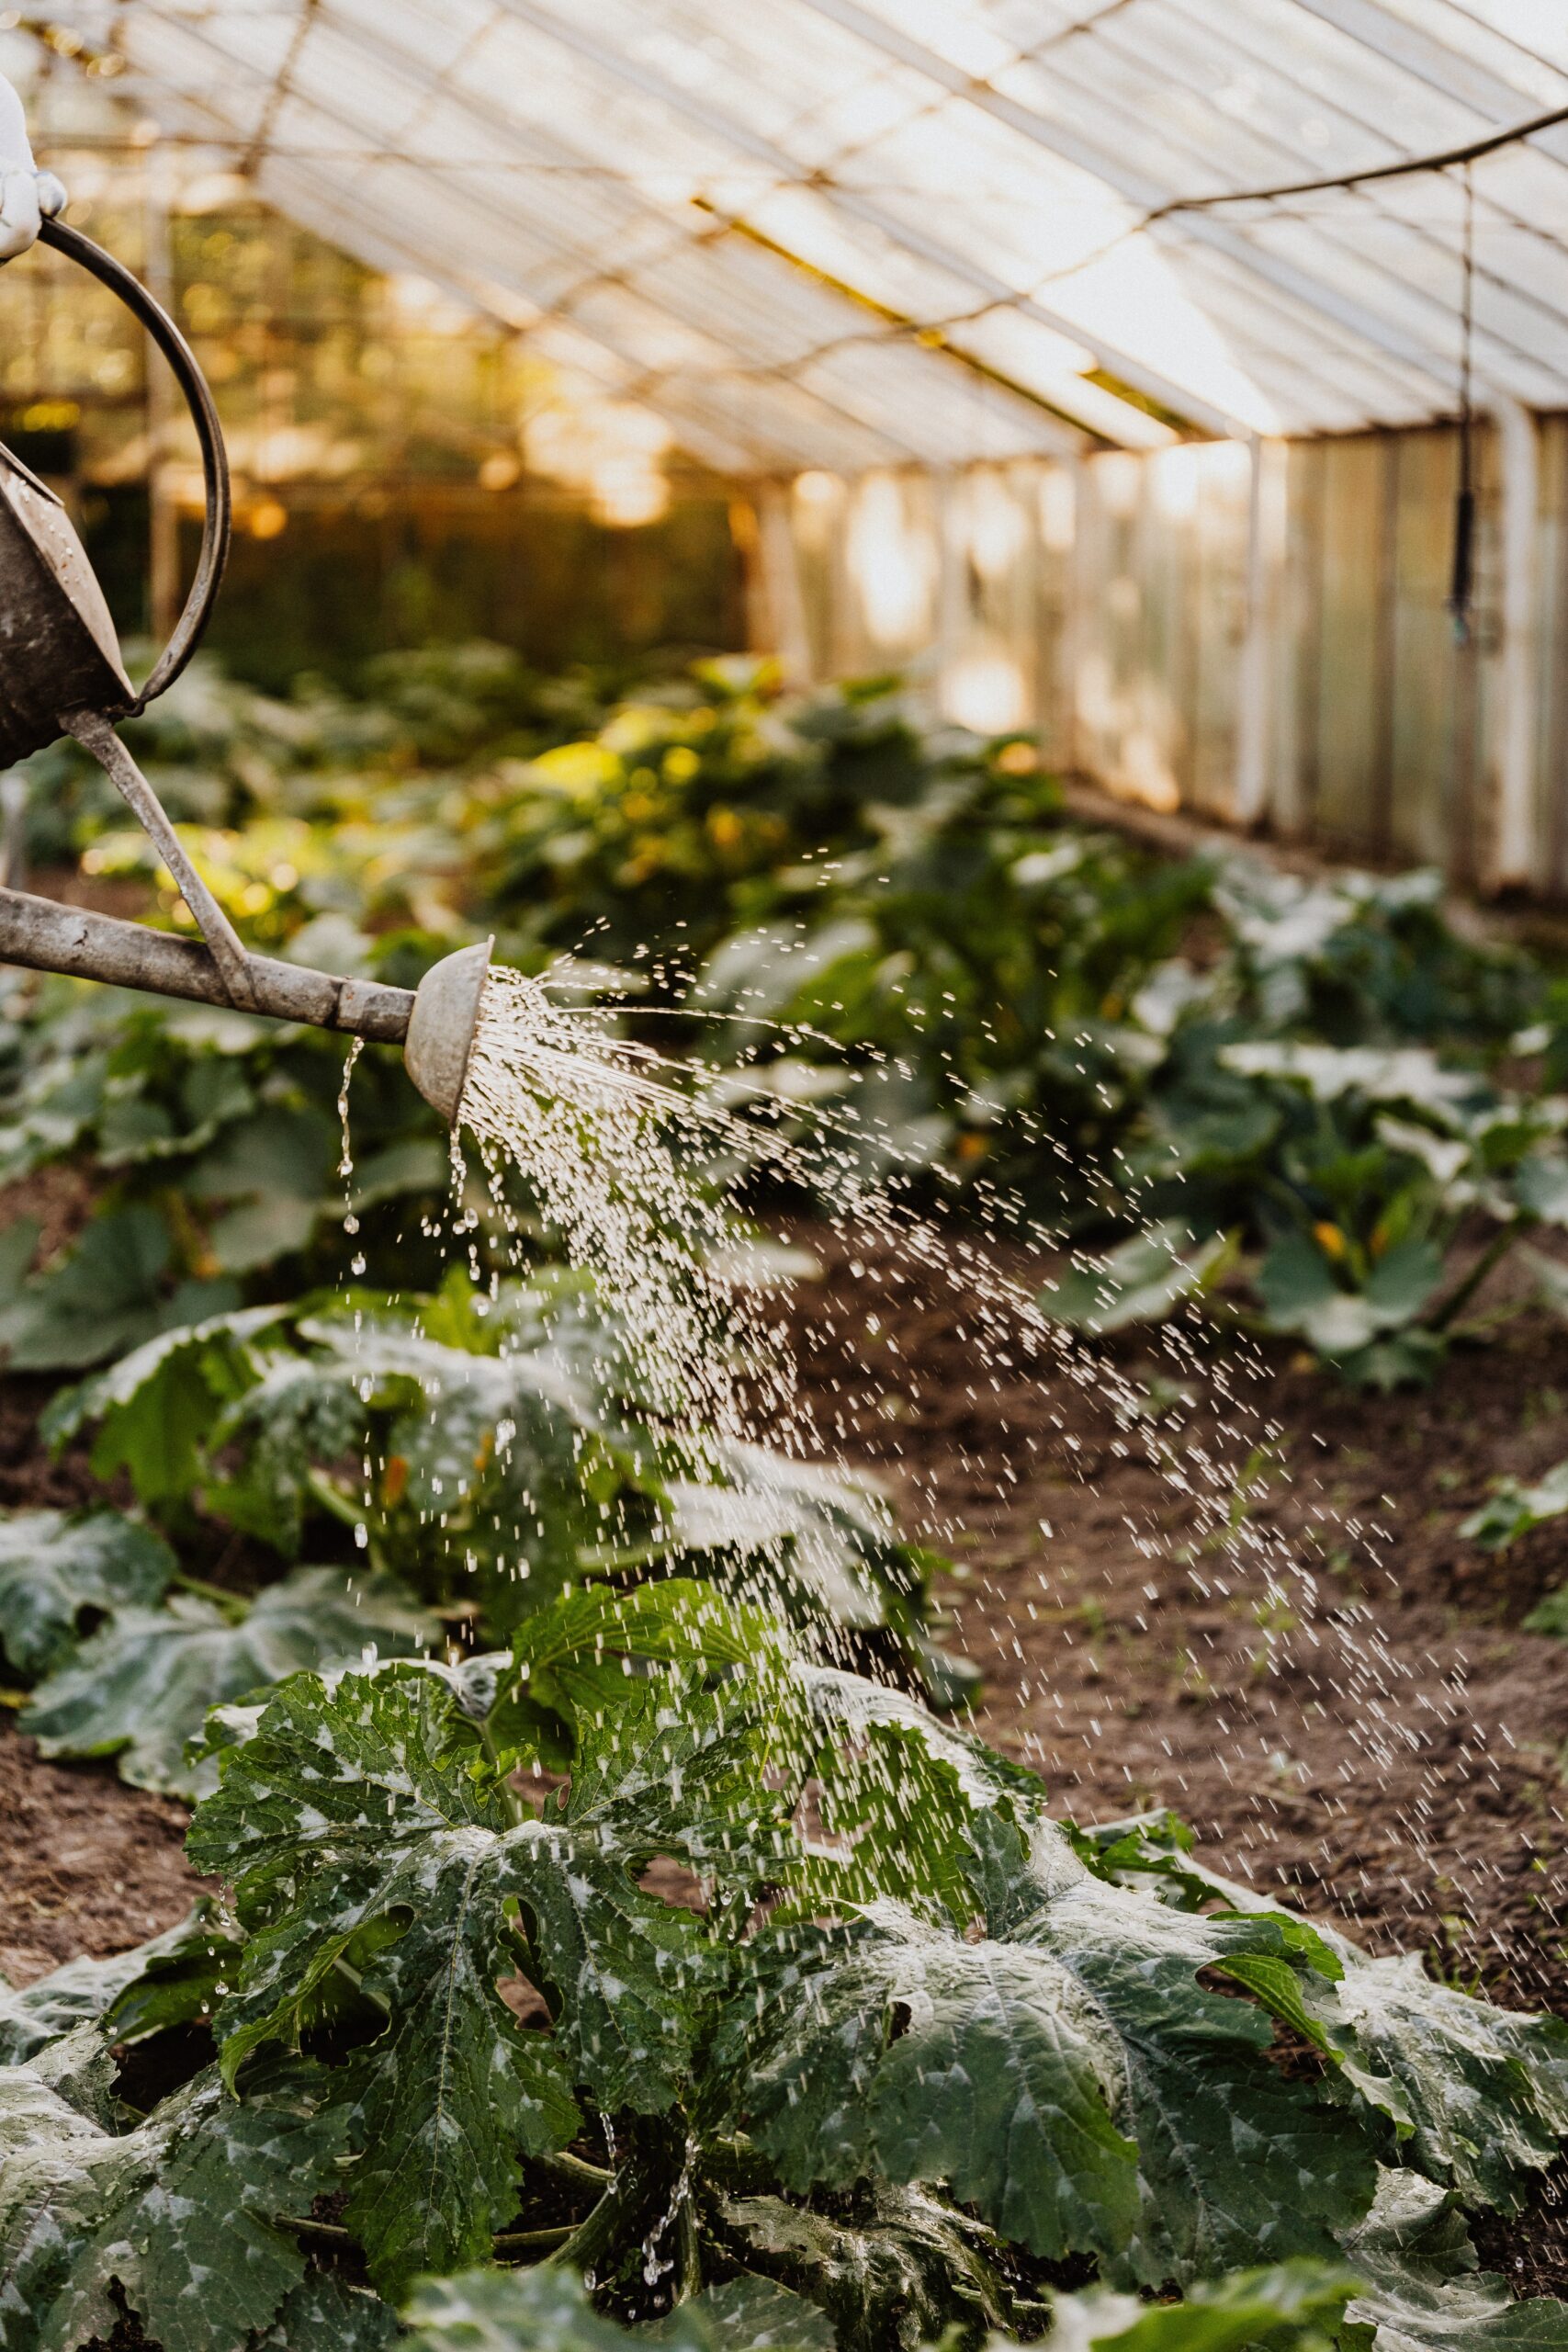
3, 646, 1568, 2349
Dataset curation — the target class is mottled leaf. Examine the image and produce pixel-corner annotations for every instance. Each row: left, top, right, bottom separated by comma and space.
21, 1566, 435, 1795
723, 1810, 1376, 2286
0, 1509, 174, 1676
403, 2265, 835, 2352
0, 2058, 343, 2352
186, 1669, 723, 2294
1341, 2169, 1568, 2352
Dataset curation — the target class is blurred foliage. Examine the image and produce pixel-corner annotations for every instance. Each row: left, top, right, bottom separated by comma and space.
7, 644, 1564, 1390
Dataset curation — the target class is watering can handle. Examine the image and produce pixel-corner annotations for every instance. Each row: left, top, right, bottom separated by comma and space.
37, 213, 231, 714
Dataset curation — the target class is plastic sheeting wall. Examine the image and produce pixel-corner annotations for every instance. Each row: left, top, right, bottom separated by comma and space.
763, 422, 1568, 899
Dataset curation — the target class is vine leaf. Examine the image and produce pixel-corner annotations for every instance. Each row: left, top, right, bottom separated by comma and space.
254, 2271, 401, 2351
403, 2263, 834, 2351
1045, 2259, 1357, 2352
19, 1566, 436, 1795
0, 1509, 175, 1677
0, 2058, 344, 2352
717, 2180, 1028, 2352
0, 1901, 236, 2066
41, 1304, 290, 1510
1312, 1952, 1568, 2213
1341, 2169, 1568, 2352
186, 1667, 736, 2296
723, 1808, 1378, 2286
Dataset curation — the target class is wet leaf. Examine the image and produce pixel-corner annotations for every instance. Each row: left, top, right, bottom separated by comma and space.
20, 1566, 435, 1795
0, 2057, 344, 2352
0, 1509, 175, 1676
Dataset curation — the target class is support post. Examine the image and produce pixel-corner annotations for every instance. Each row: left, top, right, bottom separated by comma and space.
1234, 435, 1285, 830
753, 481, 813, 686
1490, 395, 1540, 891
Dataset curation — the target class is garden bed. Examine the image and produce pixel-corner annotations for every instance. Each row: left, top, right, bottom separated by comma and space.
6, 1233, 1568, 2292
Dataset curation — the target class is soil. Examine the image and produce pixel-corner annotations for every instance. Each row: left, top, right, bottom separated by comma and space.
779, 1224, 1568, 2293
5, 1229, 1568, 2290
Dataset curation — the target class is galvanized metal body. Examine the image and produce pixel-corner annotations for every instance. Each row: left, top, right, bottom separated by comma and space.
0, 445, 133, 765
0, 217, 493, 1117
403, 937, 491, 1123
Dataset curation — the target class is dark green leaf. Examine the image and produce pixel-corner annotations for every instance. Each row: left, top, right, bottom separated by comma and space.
21, 1566, 436, 1795
404, 2264, 834, 2351
0, 2058, 344, 2352
0, 1510, 175, 1676
723, 1811, 1376, 2286
186, 1669, 724, 2295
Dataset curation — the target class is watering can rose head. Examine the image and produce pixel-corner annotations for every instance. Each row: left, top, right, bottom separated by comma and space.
0, 74, 66, 263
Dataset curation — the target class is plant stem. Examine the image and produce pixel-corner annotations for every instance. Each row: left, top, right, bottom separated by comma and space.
169, 1570, 250, 1623
1427, 1223, 1520, 1332
536, 2149, 613, 2188
492, 2223, 576, 2256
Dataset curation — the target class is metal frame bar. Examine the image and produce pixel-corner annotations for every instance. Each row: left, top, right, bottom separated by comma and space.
487, 0, 1250, 437
111, 16, 932, 472
790, 0, 1551, 410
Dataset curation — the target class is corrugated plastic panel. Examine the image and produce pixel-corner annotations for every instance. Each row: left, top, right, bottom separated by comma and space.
24, 0, 1568, 461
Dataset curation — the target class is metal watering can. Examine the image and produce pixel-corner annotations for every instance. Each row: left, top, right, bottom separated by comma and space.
0, 217, 490, 1122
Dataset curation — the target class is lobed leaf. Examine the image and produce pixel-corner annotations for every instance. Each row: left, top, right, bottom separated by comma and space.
721, 1810, 1377, 2287
186, 1668, 734, 2294
0, 2057, 344, 2352
0, 1509, 174, 1677
21, 1566, 435, 1795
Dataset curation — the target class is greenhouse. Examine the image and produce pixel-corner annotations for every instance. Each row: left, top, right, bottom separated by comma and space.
5, 5, 1568, 2347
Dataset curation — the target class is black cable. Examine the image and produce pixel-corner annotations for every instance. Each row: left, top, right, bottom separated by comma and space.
1152, 96, 1568, 220
1449, 162, 1477, 641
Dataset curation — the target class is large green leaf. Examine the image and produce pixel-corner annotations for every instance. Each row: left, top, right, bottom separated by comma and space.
39, 1303, 288, 1509
20, 1566, 436, 1795
0, 1902, 235, 2066
722, 1809, 1377, 2287
0, 1510, 174, 1676
403, 2265, 835, 2351
0, 2057, 344, 2352
186, 1668, 739, 2295
0, 1205, 241, 1374
1340, 2169, 1568, 2352
1310, 1951, 1568, 2211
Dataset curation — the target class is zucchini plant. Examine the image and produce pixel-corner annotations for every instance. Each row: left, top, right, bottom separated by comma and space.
2, 1582, 1564, 2351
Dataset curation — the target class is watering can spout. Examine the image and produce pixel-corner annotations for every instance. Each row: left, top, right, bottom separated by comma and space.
0, 886, 491, 1126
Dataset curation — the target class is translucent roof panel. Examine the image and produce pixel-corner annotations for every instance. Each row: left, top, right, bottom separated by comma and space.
23, 0, 1568, 466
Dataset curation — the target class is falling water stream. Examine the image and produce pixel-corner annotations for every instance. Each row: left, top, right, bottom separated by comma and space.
440, 965, 1436, 1820
335, 954, 1489, 2283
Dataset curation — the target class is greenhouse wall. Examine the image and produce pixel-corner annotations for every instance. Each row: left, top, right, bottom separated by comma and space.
761, 419, 1568, 901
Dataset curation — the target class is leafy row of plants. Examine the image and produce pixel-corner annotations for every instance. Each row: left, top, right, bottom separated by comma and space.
0, 1253, 967, 1797
8, 646, 1568, 1391
4, 1577, 1567, 2349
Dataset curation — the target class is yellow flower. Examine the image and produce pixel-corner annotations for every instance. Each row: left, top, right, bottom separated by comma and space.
1313, 1221, 1347, 1261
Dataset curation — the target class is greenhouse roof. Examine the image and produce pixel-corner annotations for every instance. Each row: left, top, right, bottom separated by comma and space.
28, 0, 1568, 462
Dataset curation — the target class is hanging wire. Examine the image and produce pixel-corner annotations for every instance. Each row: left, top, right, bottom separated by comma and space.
1449, 162, 1476, 645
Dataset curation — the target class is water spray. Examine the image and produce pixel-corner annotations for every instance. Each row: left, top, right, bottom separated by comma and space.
0, 214, 491, 1124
